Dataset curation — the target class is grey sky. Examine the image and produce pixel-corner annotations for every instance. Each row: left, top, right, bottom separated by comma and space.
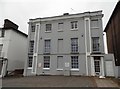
0, 0, 118, 34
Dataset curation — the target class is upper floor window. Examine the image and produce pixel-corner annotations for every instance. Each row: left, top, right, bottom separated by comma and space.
91, 19, 99, 28
29, 40, 34, 53
31, 25, 35, 32
44, 56, 50, 68
71, 38, 78, 53
0, 29, 5, 37
58, 23, 64, 31
46, 24, 52, 32
44, 39, 51, 53
92, 37, 100, 52
71, 56, 79, 69
71, 21, 78, 29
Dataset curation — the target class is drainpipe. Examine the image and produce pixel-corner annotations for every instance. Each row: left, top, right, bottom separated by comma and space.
84, 18, 89, 76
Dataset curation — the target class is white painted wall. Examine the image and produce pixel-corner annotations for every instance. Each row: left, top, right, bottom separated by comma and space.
7, 29, 27, 71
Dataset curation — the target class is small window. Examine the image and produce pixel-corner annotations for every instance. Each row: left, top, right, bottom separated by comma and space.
31, 25, 35, 32
46, 24, 52, 32
71, 56, 79, 69
71, 21, 78, 29
44, 56, 50, 68
28, 56, 33, 67
58, 23, 64, 31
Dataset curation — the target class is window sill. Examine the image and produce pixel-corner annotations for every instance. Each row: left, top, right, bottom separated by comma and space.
70, 52, 79, 54
57, 30, 63, 32
71, 69, 79, 71
91, 27, 99, 29
27, 67, 32, 69
45, 31, 51, 33
43, 68, 50, 70
70, 28, 78, 31
92, 51, 101, 54
56, 69, 63, 71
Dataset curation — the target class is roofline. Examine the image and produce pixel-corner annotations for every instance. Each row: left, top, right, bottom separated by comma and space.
2, 28, 28, 37
104, 1, 120, 32
29, 10, 103, 23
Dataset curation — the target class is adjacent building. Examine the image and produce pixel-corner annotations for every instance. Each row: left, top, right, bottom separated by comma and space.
0, 19, 27, 77
24, 11, 115, 77
104, 1, 120, 77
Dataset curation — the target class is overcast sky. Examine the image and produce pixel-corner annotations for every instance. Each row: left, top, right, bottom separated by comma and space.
0, 0, 118, 34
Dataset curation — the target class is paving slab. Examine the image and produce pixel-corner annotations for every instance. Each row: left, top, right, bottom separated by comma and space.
94, 77, 119, 87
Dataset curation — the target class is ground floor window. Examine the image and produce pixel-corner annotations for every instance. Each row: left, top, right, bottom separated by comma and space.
71, 56, 79, 69
44, 56, 50, 68
28, 56, 33, 67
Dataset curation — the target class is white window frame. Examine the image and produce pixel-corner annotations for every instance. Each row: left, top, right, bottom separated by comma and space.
71, 21, 78, 30
43, 56, 50, 69
71, 56, 79, 69
45, 24, 52, 32
44, 39, 51, 53
71, 38, 79, 53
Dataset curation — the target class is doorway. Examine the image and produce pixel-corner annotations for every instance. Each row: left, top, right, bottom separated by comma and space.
0, 60, 3, 75
94, 56, 101, 76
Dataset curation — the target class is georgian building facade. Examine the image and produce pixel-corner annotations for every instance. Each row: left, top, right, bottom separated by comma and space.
24, 11, 115, 77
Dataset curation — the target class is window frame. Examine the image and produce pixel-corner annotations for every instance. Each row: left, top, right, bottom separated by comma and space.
28, 56, 33, 68
92, 37, 100, 52
45, 24, 52, 32
43, 56, 50, 69
44, 39, 51, 54
71, 21, 78, 30
71, 38, 79, 53
71, 56, 79, 69
29, 40, 34, 53
31, 25, 35, 32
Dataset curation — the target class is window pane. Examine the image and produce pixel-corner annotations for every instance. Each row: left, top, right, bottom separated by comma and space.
71, 21, 78, 29
31, 25, 35, 32
71, 56, 79, 68
92, 37, 99, 51
71, 38, 78, 53
44, 56, 50, 68
28, 56, 33, 67
46, 24, 52, 31
44, 40, 51, 53
29, 40, 34, 53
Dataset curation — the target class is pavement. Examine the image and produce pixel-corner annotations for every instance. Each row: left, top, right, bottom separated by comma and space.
2, 76, 120, 87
